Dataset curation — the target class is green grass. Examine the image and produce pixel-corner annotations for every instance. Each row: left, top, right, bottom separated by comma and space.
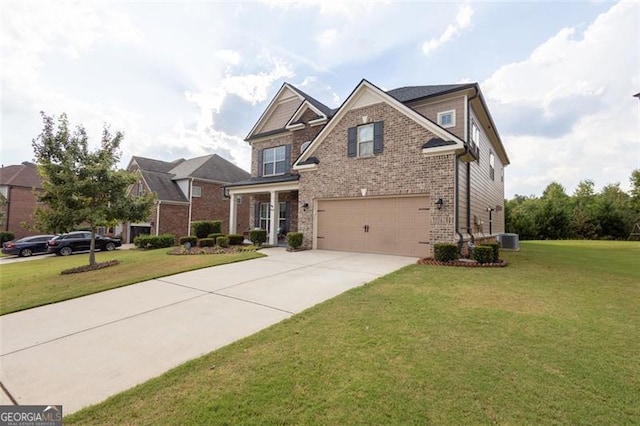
0, 249, 264, 315
66, 240, 640, 424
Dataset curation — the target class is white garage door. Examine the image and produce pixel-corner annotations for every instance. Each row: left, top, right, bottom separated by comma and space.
316, 196, 431, 257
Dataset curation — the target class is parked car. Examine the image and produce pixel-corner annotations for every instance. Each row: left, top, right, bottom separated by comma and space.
2, 235, 56, 257
47, 231, 121, 256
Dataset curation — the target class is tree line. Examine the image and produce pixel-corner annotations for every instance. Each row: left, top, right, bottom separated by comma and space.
505, 170, 640, 240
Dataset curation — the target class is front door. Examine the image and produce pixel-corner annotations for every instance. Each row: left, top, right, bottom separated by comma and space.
259, 202, 288, 242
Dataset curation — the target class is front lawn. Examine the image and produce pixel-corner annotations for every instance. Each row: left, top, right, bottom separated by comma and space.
0, 248, 264, 315
66, 240, 640, 424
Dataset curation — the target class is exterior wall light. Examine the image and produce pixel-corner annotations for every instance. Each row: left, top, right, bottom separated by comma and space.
435, 198, 444, 210
302, 202, 309, 212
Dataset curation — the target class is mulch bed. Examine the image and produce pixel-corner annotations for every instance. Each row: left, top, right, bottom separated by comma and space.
61, 260, 121, 275
167, 246, 257, 255
418, 258, 508, 267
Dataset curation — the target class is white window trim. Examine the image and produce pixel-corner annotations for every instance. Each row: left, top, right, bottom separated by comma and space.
192, 186, 202, 198
262, 146, 286, 177
357, 123, 374, 158
437, 110, 456, 129
259, 202, 287, 232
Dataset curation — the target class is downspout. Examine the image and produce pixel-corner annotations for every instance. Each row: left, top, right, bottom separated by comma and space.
188, 179, 193, 236
155, 200, 161, 236
466, 87, 480, 248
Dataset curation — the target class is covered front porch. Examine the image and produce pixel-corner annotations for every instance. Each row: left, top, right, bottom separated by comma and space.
227, 177, 299, 245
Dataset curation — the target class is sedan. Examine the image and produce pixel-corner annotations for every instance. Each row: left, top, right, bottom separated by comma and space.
2, 235, 56, 257
47, 231, 121, 256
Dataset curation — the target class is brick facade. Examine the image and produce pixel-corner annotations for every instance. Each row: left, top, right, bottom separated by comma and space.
191, 180, 250, 234
157, 203, 190, 241
297, 102, 457, 254
1, 186, 41, 239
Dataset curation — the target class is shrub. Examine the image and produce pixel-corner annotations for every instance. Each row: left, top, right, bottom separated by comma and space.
434, 243, 458, 262
0, 231, 15, 244
191, 220, 222, 238
472, 246, 494, 264
199, 238, 215, 248
217, 236, 230, 248
134, 234, 175, 249
479, 242, 500, 262
249, 229, 267, 246
286, 232, 303, 249
179, 236, 198, 246
228, 234, 244, 245
207, 233, 226, 243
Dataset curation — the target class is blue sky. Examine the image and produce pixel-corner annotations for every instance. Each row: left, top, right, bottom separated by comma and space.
1, 1, 639, 198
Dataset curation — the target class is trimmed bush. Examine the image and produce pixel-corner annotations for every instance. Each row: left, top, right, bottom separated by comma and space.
472, 246, 494, 264
191, 220, 222, 238
479, 242, 500, 262
199, 238, 215, 248
434, 243, 458, 262
217, 236, 230, 248
134, 234, 175, 249
249, 229, 267, 246
179, 236, 198, 246
0, 231, 15, 244
207, 233, 226, 243
286, 232, 303, 249
228, 234, 244, 245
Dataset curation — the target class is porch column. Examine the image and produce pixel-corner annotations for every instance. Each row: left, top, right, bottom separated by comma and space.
269, 190, 278, 245
229, 191, 237, 234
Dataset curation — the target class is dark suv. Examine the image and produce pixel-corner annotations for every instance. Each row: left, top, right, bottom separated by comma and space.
47, 231, 121, 256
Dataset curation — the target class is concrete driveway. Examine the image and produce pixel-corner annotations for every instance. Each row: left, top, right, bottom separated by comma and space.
0, 248, 415, 414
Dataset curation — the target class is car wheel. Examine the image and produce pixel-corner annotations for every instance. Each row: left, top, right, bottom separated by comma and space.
105, 242, 116, 251
20, 248, 33, 257
59, 246, 73, 256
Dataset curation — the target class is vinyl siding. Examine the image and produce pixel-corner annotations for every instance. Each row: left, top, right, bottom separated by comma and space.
259, 98, 302, 133
408, 96, 466, 140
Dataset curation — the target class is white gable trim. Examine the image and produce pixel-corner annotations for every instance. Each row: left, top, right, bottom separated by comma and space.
285, 100, 327, 129
294, 79, 465, 168
245, 83, 303, 141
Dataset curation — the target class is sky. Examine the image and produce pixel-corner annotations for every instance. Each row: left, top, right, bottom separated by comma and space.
1, 0, 639, 199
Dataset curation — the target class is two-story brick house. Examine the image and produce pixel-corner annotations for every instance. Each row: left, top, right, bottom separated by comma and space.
122, 154, 250, 243
0, 162, 43, 239
226, 79, 509, 257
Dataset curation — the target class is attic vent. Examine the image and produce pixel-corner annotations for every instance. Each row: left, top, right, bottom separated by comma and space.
300, 141, 311, 153
498, 233, 519, 250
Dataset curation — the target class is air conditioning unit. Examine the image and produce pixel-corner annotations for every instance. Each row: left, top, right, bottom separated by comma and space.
498, 233, 519, 250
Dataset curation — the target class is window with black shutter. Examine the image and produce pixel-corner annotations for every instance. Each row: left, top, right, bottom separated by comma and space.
347, 121, 384, 158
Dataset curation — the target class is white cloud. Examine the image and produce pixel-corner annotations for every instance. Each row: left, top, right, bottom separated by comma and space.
422, 3, 473, 56
483, 1, 640, 196
217, 49, 241, 65
316, 28, 338, 48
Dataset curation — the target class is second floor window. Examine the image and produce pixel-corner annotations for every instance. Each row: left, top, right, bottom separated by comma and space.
263, 146, 286, 176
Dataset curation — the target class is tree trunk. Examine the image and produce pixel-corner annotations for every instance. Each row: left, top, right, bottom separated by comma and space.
89, 226, 96, 266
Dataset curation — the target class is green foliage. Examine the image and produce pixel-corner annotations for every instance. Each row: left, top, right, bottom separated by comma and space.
133, 234, 175, 249
479, 242, 500, 262
192, 221, 222, 239
434, 243, 458, 262
0, 231, 15, 244
31, 113, 154, 266
471, 246, 494, 264
249, 229, 267, 246
228, 234, 244, 245
198, 238, 215, 248
207, 233, 225, 243
179, 236, 198, 246
286, 232, 303, 249
217, 236, 230, 248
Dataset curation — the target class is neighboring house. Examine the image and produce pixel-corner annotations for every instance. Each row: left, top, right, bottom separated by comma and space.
122, 154, 251, 243
225, 79, 509, 257
0, 162, 42, 239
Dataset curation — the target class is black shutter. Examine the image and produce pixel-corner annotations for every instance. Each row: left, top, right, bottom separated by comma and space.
257, 149, 263, 177
347, 127, 357, 157
284, 144, 291, 173
373, 121, 384, 154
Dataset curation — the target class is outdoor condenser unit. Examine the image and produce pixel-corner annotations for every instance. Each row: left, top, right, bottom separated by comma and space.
498, 233, 520, 250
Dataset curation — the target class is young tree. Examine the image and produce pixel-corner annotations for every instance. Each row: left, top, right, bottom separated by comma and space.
32, 113, 154, 267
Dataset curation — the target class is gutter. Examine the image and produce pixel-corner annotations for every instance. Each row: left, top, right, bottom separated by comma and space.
4, 186, 11, 231
155, 200, 161, 236
466, 86, 480, 246
187, 178, 193, 236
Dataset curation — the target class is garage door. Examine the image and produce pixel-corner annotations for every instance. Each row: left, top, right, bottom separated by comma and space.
316, 196, 431, 257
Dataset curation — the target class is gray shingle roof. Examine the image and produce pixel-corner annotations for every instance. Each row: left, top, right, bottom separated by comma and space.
169, 154, 250, 182
0, 162, 42, 188
132, 156, 184, 173
422, 137, 457, 149
141, 170, 188, 202
225, 173, 299, 188
288, 85, 335, 117
387, 84, 474, 103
